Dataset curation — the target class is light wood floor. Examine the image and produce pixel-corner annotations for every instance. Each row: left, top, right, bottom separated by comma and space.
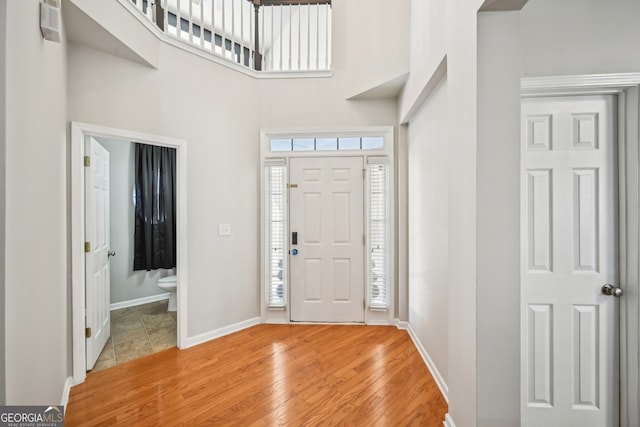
66, 324, 447, 426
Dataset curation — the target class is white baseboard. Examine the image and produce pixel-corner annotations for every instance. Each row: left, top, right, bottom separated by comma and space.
443, 413, 456, 427
406, 323, 449, 404
61, 376, 74, 411
366, 319, 395, 326
395, 320, 409, 330
110, 293, 170, 311
263, 319, 289, 324
184, 317, 261, 348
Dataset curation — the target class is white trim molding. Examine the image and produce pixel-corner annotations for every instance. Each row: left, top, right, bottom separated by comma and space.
71, 122, 188, 385
61, 376, 74, 410
406, 323, 449, 403
185, 317, 261, 348
522, 73, 640, 95
365, 320, 395, 326
443, 413, 456, 427
395, 320, 409, 330
110, 293, 170, 311
400, 56, 447, 124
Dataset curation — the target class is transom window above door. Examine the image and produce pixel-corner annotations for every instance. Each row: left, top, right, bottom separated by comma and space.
270, 136, 384, 152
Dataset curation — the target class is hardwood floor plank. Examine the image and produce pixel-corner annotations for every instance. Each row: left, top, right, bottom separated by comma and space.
66, 325, 447, 426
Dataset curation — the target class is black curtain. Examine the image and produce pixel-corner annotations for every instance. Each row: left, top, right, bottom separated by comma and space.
133, 143, 177, 271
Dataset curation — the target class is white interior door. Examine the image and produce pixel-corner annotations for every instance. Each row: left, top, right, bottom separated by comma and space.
85, 137, 111, 370
289, 157, 365, 322
521, 95, 619, 426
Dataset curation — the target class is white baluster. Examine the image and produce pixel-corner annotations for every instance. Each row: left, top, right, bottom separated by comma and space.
188, 0, 193, 44
176, 0, 182, 39
316, 4, 320, 70
297, 4, 301, 70
221, 0, 226, 59
199, 0, 204, 48
270, 6, 274, 70
288, 4, 292, 70
211, 0, 216, 54
307, 4, 311, 70
325, 4, 330, 69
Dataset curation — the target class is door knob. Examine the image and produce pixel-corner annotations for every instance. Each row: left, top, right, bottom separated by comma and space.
108, 250, 116, 258
601, 283, 623, 297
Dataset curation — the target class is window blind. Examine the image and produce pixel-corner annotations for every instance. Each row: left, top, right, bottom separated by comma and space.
265, 162, 286, 307
368, 160, 389, 308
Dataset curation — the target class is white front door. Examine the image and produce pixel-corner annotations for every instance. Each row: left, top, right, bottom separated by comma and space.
521, 95, 619, 426
289, 157, 365, 322
85, 137, 111, 370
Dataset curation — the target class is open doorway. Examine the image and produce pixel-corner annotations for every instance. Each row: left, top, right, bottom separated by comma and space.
71, 122, 188, 385
88, 137, 178, 372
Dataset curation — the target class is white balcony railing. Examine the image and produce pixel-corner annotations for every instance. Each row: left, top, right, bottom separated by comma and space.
128, 0, 331, 72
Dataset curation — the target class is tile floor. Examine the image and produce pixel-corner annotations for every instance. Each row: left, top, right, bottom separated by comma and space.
92, 300, 177, 372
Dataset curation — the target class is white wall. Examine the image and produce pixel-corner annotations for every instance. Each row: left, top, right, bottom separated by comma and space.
68, 41, 261, 338
4, 0, 68, 404
67, 0, 400, 343
96, 137, 173, 305
521, 0, 640, 77
65, 0, 159, 68
407, 76, 448, 386
476, 11, 521, 427
396, 125, 409, 320
344, 0, 409, 98
258, 1, 399, 127
401, 1, 515, 426
0, 0, 6, 405
399, 0, 453, 121
415, 2, 485, 426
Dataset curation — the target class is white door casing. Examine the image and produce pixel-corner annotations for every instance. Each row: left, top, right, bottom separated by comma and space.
72, 122, 187, 385
289, 156, 365, 322
85, 137, 111, 370
521, 95, 619, 426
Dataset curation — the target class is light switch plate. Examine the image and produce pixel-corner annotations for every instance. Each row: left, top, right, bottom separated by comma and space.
218, 223, 231, 236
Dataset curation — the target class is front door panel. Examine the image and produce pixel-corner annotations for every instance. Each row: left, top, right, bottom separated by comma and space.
290, 157, 364, 322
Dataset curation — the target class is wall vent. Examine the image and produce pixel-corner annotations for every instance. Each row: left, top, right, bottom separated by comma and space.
40, 0, 61, 43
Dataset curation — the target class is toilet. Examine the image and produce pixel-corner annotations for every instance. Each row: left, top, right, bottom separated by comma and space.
158, 275, 177, 311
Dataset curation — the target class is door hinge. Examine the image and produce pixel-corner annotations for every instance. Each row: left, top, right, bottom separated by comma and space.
363, 168, 366, 179
84, 242, 91, 253
363, 234, 366, 245
85, 327, 92, 338
363, 300, 366, 309
84, 156, 91, 167
288, 183, 298, 188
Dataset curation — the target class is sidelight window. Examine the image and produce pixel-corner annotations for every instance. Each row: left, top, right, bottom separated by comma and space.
265, 160, 287, 307
367, 159, 389, 309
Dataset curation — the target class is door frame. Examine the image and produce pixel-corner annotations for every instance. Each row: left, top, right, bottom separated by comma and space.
70, 122, 188, 385
259, 127, 395, 326
521, 73, 640, 427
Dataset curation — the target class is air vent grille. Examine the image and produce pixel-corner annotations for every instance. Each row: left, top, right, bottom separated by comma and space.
40, 1, 62, 43
48, 6, 59, 29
